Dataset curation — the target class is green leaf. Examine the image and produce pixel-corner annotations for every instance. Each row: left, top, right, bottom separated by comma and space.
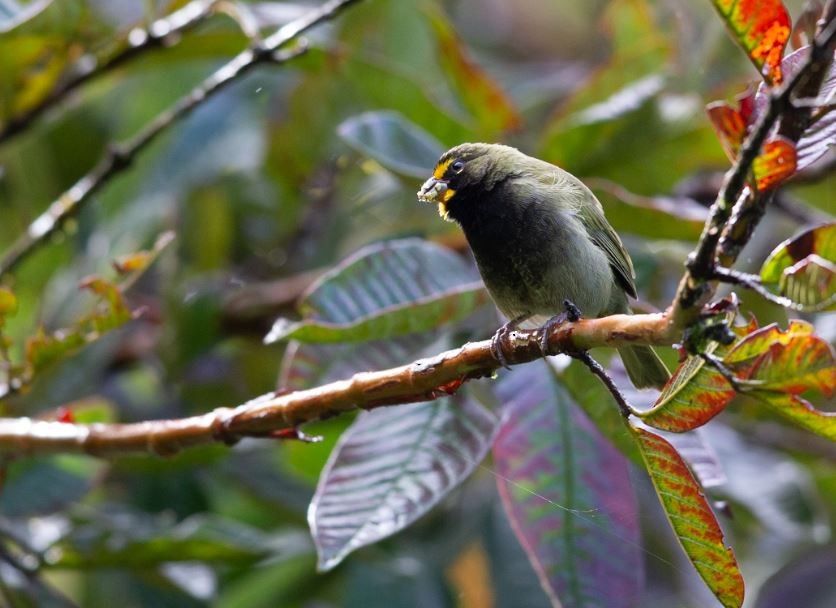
641, 319, 836, 439
710, 0, 791, 85
632, 424, 744, 608
560, 359, 641, 462
0, 455, 106, 516
637, 350, 735, 432
309, 393, 499, 571
760, 222, 836, 311
590, 179, 708, 241
728, 320, 836, 440
53, 512, 309, 568
266, 239, 488, 344
424, 6, 520, 135
493, 362, 642, 608
337, 111, 445, 178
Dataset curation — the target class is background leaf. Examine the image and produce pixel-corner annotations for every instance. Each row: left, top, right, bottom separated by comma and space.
337, 111, 445, 178
425, 6, 521, 135
51, 512, 309, 568
266, 239, 488, 344
309, 393, 499, 571
493, 362, 643, 608
0, 455, 106, 516
631, 424, 744, 608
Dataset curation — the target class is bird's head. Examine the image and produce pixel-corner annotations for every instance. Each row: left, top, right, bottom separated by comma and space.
417, 143, 522, 222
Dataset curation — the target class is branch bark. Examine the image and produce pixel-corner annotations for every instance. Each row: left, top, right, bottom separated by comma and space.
0, 0, 364, 280
0, 312, 674, 457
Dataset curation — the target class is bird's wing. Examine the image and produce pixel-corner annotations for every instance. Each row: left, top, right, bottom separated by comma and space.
577, 195, 638, 299
528, 160, 638, 299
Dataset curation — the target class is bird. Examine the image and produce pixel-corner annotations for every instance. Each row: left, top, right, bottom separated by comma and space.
417, 142, 670, 389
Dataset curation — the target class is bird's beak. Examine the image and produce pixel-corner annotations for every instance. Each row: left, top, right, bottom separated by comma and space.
417, 177, 456, 221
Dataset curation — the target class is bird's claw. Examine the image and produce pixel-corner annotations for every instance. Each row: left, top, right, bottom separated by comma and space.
490, 313, 530, 370
539, 300, 582, 356
563, 299, 582, 322
490, 324, 514, 370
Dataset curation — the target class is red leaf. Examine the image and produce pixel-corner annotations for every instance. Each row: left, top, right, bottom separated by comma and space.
706, 102, 748, 161
752, 137, 797, 190
753, 47, 836, 170
726, 320, 836, 440
706, 91, 755, 161
711, 0, 792, 84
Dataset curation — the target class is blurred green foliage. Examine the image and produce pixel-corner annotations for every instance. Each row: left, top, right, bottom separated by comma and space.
0, 0, 833, 606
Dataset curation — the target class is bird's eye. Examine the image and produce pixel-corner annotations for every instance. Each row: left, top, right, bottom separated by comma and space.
450, 160, 465, 174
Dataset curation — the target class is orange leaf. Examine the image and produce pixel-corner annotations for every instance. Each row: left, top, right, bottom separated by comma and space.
706, 102, 748, 162
632, 425, 744, 608
638, 354, 735, 432
426, 8, 521, 135
706, 90, 755, 161
711, 0, 791, 85
752, 137, 797, 190
112, 251, 153, 274
726, 320, 836, 440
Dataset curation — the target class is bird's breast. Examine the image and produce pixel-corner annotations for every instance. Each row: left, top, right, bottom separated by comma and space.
458, 195, 614, 319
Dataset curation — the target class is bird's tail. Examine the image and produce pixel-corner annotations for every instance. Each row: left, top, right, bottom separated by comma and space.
618, 345, 670, 389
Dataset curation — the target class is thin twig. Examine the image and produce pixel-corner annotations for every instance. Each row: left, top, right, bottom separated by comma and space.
716, 19, 836, 266
0, 0, 220, 144
674, 15, 836, 320
698, 352, 748, 394
570, 350, 635, 418
0, 0, 364, 280
711, 267, 803, 310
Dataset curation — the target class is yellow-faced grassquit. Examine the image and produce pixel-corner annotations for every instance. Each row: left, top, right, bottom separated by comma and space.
418, 142, 670, 389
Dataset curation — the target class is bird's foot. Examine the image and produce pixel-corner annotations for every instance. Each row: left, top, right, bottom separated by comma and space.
490, 313, 529, 370
539, 299, 583, 356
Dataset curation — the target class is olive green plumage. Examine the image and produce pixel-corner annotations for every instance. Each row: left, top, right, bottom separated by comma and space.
418, 142, 670, 389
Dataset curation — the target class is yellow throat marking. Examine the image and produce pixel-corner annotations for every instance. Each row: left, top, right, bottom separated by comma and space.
436, 187, 456, 221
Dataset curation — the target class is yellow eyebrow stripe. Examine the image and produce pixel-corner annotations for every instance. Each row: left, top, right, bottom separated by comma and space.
433, 158, 452, 179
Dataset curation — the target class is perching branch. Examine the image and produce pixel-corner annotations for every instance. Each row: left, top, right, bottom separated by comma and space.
0, 0, 364, 280
0, 312, 675, 457
0, 0, 220, 144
